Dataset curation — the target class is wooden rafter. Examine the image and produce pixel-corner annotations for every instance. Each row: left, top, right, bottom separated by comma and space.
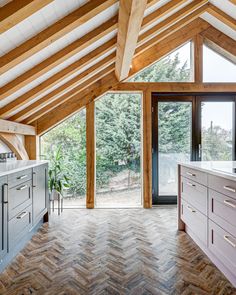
0, 0, 189, 113
0, 0, 117, 74
0, 119, 35, 135
229, 0, 236, 4
200, 26, 236, 64
33, 18, 210, 134
0, 38, 116, 118
0, 16, 117, 100
115, 0, 148, 81
22, 64, 115, 125
16, 17, 208, 124
9, 54, 116, 122
207, 3, 236, 30
138, 0, 208, 48
0, 0, 53, 34
141, 0, 186, 31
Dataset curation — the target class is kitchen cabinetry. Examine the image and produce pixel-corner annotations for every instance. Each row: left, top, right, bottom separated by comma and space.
179, 162, 236, 287
0, 161, 49, 271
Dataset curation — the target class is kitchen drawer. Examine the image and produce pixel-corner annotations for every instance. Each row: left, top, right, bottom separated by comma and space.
8, 204, 32, 251
181, 166, 207, 186
8, 180, 32, 220
209, 189, 236, 237
8, 169, 32, 189
181, 176, 207, 215
209, 219, 236, 276
181, 199, 207, 246
209, 174, 236, 200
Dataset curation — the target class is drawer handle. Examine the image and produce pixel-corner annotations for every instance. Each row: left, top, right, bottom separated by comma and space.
224, 199, 236, 209
17, 184, 28, 191
16, 211, 28, 219
224, 235, 236, 248
187, 205, 196, 213
17, 175, 28, 180
187, 182, 196, 187
223, 186, 236, 193
187, 172, 196, 177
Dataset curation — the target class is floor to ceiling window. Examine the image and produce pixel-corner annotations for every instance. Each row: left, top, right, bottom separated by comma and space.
95, 93, 142, 208
40, 109, 86, 208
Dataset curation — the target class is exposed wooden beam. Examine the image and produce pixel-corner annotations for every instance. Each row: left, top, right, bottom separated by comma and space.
86, 101, 95, 209
0, 16, 117, 100
34, 72, 118, 135
33, 19, 210, 134
0, 133, 29, 160
23, 64, 115, 125
0, 119, 35, 135
25, 135, 39, 160
142, 0, 186, 30
0, 38, 116, 118
143, 89, 152, 208
194, 34, 203, 82
200, 26, 236, 64
0, 0, 117, 74
229, 0, 236, 4
114, 82, 236, 92
0, 0, 53, 34
115, 0, 147, 81
130, 18, 210, 78
138, 0, 208, 48
136, 4, 209, 56
10, 53, 116, 122
207, 3, 236, 30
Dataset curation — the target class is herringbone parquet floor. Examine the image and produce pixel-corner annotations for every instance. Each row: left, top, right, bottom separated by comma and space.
0, 206, 235, 295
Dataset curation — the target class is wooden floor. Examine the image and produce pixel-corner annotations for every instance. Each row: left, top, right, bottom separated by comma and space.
0, 206, 235, 295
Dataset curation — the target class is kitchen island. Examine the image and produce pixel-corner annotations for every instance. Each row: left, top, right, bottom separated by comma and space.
0, 160, 49, 271
178, 161, 236, 287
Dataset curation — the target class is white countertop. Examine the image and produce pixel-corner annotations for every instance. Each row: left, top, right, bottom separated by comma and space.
0, 160, 48, 177
180, 161, 236, 181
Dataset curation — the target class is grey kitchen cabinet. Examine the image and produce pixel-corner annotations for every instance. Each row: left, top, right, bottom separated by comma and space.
32, 164, 48, 225
0, 177, 8, 263
0, 161, 49, 272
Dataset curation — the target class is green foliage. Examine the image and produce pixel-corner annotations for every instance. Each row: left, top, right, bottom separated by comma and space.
48, 146, 70, 194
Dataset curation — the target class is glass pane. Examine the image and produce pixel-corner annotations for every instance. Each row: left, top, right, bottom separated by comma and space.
201, 102, 233, 161
203, 45, 236, 82
40, 109, 86, 208
128, 42, 193, 82
158, 102, 192, 196
95, 93, 142, 208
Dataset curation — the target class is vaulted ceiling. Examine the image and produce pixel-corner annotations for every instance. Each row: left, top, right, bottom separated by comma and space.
0, 0, 235, 134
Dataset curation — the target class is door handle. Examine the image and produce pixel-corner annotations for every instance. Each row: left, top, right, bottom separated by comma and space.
223, 186, 236, 193
187, 205, 196, 213
224, 235, 236, 248
187, 182, 196, 187
224, 199, 236, 208
17, 174, 28, 180
33, 171, 37, 188
17, 184, 28, 191
16, 211, 28, 219
3, 183, 8, 203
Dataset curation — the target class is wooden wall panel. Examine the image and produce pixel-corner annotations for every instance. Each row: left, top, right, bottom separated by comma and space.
86, 102, 95, 209
142, 90, 152, 208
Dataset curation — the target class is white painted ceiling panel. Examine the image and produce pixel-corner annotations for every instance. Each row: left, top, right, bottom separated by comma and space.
7, 48, 116, 117
144, 0, 171, 17
0, 0, 88, 55
201, 12, 236, 40
140, 0, 193, 35
0, 30, 117, 107
209, 0, 236, 19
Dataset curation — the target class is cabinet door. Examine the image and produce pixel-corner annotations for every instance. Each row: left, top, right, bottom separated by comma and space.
0, 177, 8, 262
32, 165, 48, 225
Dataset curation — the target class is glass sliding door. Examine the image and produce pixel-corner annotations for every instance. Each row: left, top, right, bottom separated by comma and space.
152, 96, 194, 204
197, 97, 236, 161
152, 94, 236, 205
